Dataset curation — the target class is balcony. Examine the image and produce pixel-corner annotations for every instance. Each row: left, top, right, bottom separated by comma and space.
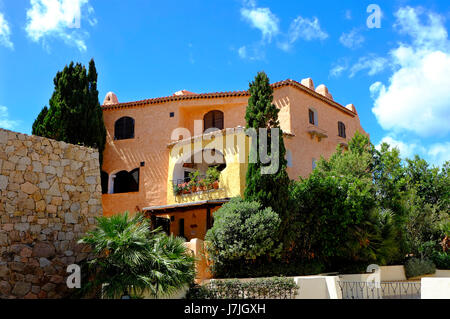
307, 125, 328, 142
336, 135, 349, 149
172, 170, 221, 197
166, 127, 250, 205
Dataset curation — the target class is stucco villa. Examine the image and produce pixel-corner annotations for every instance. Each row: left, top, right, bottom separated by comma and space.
100, 78, 368, 241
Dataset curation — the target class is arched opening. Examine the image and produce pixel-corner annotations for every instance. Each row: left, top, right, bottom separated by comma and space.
101, 171, 109, 194
338, 121, 346, 138
172, 149, 226, 194
112, 168, 139, 193
203, 110, 224, 132
114, 116, 135, 140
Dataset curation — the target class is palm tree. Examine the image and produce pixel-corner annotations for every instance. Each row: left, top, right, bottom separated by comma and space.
78, 212, 195, 299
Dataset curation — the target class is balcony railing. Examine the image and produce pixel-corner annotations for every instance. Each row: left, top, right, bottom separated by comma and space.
172, 177, 220, 196
338, 281, 421, 299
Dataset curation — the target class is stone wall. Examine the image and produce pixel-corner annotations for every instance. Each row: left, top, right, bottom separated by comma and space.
0, 128, 102, 299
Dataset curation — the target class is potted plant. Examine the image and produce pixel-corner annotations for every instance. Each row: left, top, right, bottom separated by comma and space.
206, 166, 220, 190
198, 179, 207, 191
173, 184, 182, 196
188, 170, 201, 193
181, 182, 190, 194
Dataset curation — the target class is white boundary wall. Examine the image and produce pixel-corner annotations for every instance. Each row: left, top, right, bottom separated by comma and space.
293, 276, 342, 299
421, 278, 450, 299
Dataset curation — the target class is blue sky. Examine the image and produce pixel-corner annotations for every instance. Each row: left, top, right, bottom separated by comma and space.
0, 0, 449, 166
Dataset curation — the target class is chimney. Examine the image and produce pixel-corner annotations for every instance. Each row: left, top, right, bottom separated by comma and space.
173, 90, 196, 96
345, 104, 357, 114
103, 92, 118, 105
301, 78, 315, 90
315, 84, 333, 101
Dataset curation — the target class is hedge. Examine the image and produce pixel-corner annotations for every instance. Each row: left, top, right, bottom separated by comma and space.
186, 277, 298, 299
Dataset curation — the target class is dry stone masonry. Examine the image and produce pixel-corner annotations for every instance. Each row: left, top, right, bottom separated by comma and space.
0, 128, 102, 299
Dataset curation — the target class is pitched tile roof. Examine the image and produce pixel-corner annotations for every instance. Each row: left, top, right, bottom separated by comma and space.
101, 79, 357, 116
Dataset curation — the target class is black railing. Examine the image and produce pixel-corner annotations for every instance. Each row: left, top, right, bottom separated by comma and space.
338, 281, 421, 299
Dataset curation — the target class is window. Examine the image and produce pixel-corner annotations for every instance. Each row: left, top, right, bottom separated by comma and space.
155, 217, 170, 236
114, 116, 135, 140
203, 110, 224, 132
338, 121, 346, 138
184, 170, 192, 182
312, 158, 317, 170
113, 168, 139, 193
286, 150, 293, 168
101, 171, 109, 194
309, 108, 318, 126
170, 112, 174, 118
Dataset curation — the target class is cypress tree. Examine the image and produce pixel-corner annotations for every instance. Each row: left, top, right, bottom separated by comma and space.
244, 71, 291, 242
32, 59, 106, 165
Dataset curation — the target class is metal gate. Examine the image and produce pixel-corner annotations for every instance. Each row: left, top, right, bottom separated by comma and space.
338, 281, 421, 299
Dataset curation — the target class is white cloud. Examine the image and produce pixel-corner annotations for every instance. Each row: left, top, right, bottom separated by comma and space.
236, 44, 264, 61
238, 46, 247, 59
339, 28, 365, 49
288, 16, 328, 42
394, 6, 448, 48
427, 142, 450, 166
240, 6, 279, 43
25, 0, 95, 52
278, 16, 328, 51
371, 7, 450, 137
0, 106, 18, 130
238, 1, 327, 57
376, 136, 449, 167
345, 10, 352, 20
330, 64, 347, 77
0, 12, 13, 49
330, 55, 387, 78
350, 55, 388, 77
376, 136, 423, 159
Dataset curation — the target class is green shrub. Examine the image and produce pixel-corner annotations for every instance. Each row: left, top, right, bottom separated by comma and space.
205, 198, 282, 276
78, 212, 195, 298
211, 259, 324, 278
185, 283, 216, 300
431, 251, 450, 269
186, 277, 298, 299
404, 258, 436, 278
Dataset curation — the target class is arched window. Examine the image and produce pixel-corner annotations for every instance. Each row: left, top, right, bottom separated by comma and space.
338, 121, 346, 138
203, 110, 224, 132
101, 171, 109, 194
114, 116, 135, 140
113, 168, 139, 193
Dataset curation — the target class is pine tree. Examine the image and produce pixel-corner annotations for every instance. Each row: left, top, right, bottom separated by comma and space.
32, 59, 106, 165
244, 71, 291, 243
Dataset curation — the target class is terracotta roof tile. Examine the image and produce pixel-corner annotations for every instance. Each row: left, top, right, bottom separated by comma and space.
101, 79, 356, 116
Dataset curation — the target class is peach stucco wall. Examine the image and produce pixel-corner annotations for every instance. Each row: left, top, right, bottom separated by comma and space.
283, 86, 366, 179
101, 84, 366, 216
